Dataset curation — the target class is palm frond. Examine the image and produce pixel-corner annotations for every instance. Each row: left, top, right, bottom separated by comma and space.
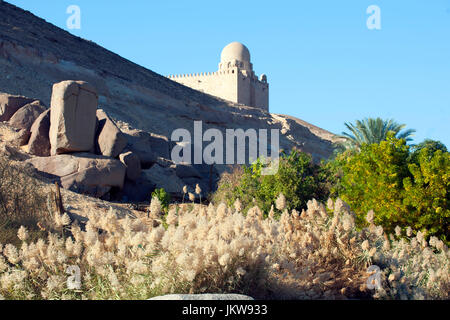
341, 117, 415, 148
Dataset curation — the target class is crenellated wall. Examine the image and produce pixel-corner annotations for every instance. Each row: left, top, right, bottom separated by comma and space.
167, 68, 269, 111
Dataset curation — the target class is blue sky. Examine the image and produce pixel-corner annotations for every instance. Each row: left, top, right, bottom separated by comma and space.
7, 0, 450, 147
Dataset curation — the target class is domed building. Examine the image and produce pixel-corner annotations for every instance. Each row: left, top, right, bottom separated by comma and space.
168, 42, 269, 111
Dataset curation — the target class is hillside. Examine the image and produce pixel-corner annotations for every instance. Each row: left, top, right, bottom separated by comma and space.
0, 1, 339, 161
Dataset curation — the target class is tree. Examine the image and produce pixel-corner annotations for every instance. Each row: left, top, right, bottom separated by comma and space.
409, 139, 448, 164
331, 134, 449, 242
332, 134, 411, 228
403, 148, 449, 240
341, 117, 416, 150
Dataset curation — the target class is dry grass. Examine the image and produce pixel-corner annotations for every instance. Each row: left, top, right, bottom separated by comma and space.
0, 195, 448, 300
209, 165, 244, 205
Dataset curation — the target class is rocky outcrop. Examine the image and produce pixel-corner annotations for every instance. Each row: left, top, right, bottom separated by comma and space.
142, 164, 185, 195
8, 100, 47, 131
127, 130, 170, 168
95, 109, 127, 158
49, 81, 98, 155
26, 153, 126, 198
19, 89, 130, 198
0, 93, 35, 122
1, 80, 138, 200
119, 151, 141, 181
28, 109, 51, 156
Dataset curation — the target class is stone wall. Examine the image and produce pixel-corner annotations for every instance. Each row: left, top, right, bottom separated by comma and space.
168, 68, 268, 111
237, 72, 269, 112
168, 69, 238, 105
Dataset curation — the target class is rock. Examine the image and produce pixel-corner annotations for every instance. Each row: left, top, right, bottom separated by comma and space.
127, 130, 170, 168
175, 164, 202, 179
155, 157, 173, 168
8, 100, 47, 131
28, 109, 51, 156
26, 153, 126, 198
122, 175, 155, 202
119, 151, 141, 181
95, 109, 127, 158
148, 294, 254, 300
0, 93, 35, 122
9, 128, 31, 146
49, 81, 98, 155
178, 164, 219, 194
142, 163, 185, 195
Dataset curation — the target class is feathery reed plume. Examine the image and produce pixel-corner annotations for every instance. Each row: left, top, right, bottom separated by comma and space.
0, 198, 447, 300
182, 185, 188, 204
195, 184, 202, 203
275, 193, 286, 211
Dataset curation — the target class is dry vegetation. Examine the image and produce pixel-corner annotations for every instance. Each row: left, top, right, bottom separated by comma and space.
0, 153, 53, 247
0, 192, 448, 300
0, 142, 448, 300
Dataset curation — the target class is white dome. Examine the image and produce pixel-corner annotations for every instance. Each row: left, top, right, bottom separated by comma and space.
220, 42, 251, 63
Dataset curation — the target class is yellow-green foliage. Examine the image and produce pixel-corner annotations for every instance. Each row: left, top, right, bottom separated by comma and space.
403, 148, 449, 238
332, 134, 449, 242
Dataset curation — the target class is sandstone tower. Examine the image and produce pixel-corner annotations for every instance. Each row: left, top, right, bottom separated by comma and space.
168, 42, 269, 111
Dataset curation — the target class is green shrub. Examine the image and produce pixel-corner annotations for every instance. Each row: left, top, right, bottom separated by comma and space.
212, 150, 331, 215
330, 133, 449, 242
403, 148, 449, 240
151, 188, 171, 213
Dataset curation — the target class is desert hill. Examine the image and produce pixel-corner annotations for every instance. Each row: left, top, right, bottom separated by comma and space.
0, 1, 340, 200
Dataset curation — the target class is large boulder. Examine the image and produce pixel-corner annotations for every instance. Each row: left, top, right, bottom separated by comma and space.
95, 109, 127, 158
28, 109, 51, 156
0, 93, 35, 122
26, 153, 126, 198
49, 81, 98, 155
8, 100, 47, 131
127, 130, 170, 168
142, 163, 185, 195
119, 151, 141, 181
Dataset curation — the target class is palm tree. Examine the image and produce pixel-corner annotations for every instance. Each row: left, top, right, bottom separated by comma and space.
340, 117, 416, 149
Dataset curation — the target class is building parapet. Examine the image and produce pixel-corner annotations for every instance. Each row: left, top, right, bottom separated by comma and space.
168, 70, 237, 79
167, 70, 267, 85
